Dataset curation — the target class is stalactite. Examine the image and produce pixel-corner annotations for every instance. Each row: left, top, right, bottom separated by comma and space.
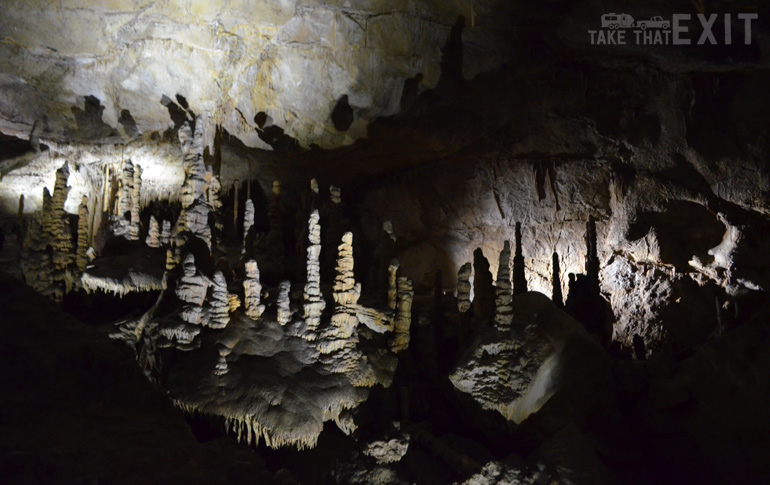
494, 241, 513, 329
302, 210, 325, 339
472, 248, 494, 322
277, 280, 292, 326
76, 195, 89, 271
173, 120, 212, 248
391, 276, 413, 353
243, 259, 265, 319
513, 222, 527, 296
552, 251, 564, 308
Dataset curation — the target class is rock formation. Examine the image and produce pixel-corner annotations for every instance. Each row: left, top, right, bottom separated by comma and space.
301, 210, 325, 339
456, 262, 473, 313
146, 215, 161, 248
319, 232, 361, 355
513, 222, 527, 296
494, 241, 513, 329
472, 248, 495, 323
76, 195, 89, 271
243, 199, 254, 252
388, 259, 400, 311
243, 259, 265, 320
206, 271, 231, 329
176, 253, 210, 325
276, 280, 292, 326
391, 277, 413, 353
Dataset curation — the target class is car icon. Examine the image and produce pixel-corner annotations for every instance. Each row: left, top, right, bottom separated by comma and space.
635, 16, 670, 30
601, 13, 635, 29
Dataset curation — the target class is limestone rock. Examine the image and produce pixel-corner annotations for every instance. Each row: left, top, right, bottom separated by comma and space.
243, 259, 265, 320
206, 271, 231, 329
391, 277, 413, 353
450, 292, 605, 425
145, 215, 161, 248
76, 195, 89, 271
302, 210, 325, 339
243, 198, 255, 251
456, 262, 473, 313
494, 241, 513, 330
388, 259, 400, 311
276, 280, 292, 326
176, 253, 210, 325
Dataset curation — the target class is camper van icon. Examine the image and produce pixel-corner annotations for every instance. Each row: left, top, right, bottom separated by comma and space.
601, 13, 671, 30
601, 13, 635, 29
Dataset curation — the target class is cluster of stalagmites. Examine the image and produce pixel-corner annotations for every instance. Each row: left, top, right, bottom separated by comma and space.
20, 162, 85, 301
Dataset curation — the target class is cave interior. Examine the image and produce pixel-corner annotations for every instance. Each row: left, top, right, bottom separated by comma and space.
1, 1, 770, 484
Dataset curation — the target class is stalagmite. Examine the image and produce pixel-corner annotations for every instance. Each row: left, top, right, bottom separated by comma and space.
146, 215, 161, 248
118, 160, 134, 221
319, 232, 361, 354
50, 162, 74, 269
176, 253, 210, 325
391, 277, 413, 353
302, 210, 325, 339
494, 241, 513, 329
513, 222, 527, 295
585, 216, 600, 293
330, 185, 341, 204
552, 251, 564, 308
160, 220, 171, 246
456, 262, 473, 313
76, 196, 89, 271
277, 280, 292, 326
206, 271, 231, 329
473, 248, 495, 322
173, 121, 212, 248
243, 199, 254, 251
243, 259, 265, 319
388, 259, 400, 311
128, 164, 142, 240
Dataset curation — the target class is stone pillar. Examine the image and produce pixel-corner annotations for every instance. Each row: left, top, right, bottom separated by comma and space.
243, 259, 265, 320
494, 241, 513, 329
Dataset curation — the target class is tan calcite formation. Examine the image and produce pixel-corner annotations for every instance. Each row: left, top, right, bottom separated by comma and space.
20, 162, 76, 302
146, 215, 161, 248
118, 160, 134, 222
76, 196, 90, 272
128, 164, 143, 241
456, 262, 473, 313
391, 277, 414, 353
388, 259, 400, 311
494, 241, 513, 330
173, 121, 212, 251
206, 271, 231, 329
176, 253, 210, 326
319, 232, 361, 355
160, 220, 171, 246
277, 280, 292, 326
301, 210, 325, 340
243, 259, 265, 320
243, 198, 255, 252
48, 163, 76, 298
